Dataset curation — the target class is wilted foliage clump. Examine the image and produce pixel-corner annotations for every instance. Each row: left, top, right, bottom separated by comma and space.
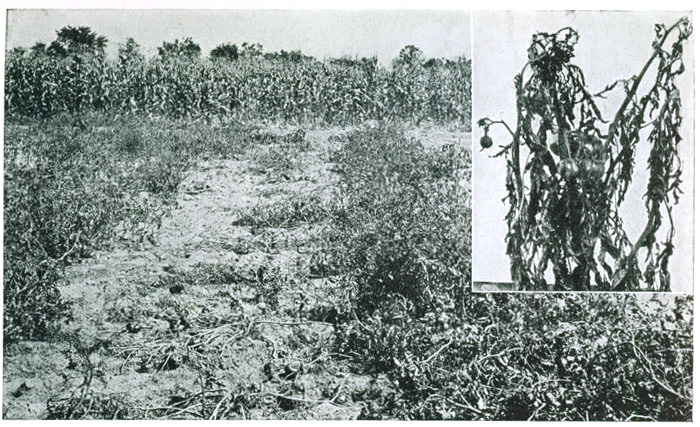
479, 18, 692, 290
349, 293, 692, 421
322, 127, 471, 318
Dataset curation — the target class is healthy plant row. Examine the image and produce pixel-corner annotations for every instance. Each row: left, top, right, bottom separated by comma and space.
5, 53, 471, 126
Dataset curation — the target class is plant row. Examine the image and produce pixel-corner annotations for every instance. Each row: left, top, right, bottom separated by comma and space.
5, 54, 471, 126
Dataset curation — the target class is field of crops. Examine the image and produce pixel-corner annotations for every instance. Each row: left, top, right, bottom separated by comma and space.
5, 51, 471, 126
3, 43, 693, 421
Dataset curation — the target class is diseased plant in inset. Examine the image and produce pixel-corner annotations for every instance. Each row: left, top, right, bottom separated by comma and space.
479, 17, 692, 291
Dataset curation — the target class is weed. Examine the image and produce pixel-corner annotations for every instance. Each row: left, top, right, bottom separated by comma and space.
232, 191, 335, 229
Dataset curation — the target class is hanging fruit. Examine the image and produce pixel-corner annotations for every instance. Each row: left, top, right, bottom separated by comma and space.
480, 130, 493, 149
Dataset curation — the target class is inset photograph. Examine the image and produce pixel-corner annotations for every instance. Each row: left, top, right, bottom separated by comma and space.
473, 11, 694, 292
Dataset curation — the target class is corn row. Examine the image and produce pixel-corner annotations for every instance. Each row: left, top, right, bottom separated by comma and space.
5, 54, 471, 126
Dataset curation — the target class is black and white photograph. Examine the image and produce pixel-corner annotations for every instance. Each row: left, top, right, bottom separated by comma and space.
3, 5, 474, 421
1, 3, 695, 423
473, 11, 694, 292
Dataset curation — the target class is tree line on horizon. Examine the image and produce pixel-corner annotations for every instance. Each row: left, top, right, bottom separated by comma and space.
7, 25, 468, 69
5, 25, 472, 125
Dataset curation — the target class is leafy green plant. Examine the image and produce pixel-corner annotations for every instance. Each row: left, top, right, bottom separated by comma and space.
478, 18, 692, 290
118, 37, 145, 65
158, 37, 201, 61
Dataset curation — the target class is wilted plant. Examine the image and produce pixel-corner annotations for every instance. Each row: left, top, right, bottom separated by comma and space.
326, 127, 471, 316
478, 17, 692, 291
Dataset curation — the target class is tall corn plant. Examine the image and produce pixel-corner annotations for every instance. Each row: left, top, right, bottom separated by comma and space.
6, 49, 471, 126
478, 17, 692, 291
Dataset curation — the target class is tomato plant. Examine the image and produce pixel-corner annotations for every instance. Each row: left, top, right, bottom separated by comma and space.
478, 17, 692, 291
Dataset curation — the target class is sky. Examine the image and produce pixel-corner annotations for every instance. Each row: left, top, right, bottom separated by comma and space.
473, 11, 694, 292
5, 9, 471, 65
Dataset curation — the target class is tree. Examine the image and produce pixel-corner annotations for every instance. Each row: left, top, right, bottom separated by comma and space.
478, 18, 692, 291
423, 57, 445, 69
30, 42, 47, 56
7, 47, 27, 59
158, 37, 201, 60
240, 42, 263, 58
393, 45, 424, 70
263, 49, 307, 63
210, 43, 239, 61
46, 26, 108, 57
118, 37, 144, 64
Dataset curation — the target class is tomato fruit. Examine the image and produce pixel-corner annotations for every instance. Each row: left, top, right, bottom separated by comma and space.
559, 158, 579, 180
582, 159, 604, 178
480, 134, 493, 149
